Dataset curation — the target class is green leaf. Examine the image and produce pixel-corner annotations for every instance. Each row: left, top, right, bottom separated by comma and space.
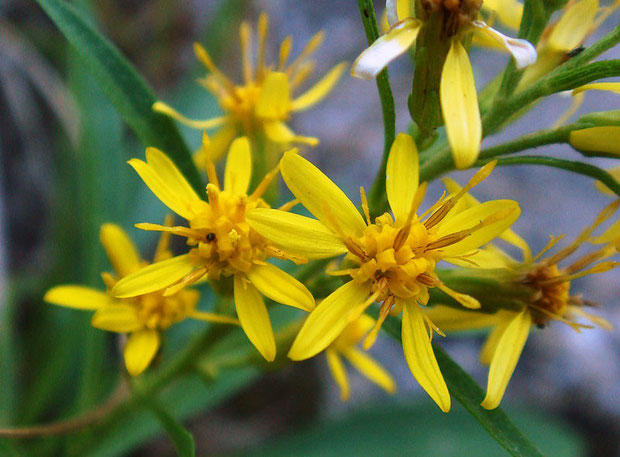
34, 0, 204, 195
146, 399, 195, 457
377, 313, 546, 457
233, 401, 583, 457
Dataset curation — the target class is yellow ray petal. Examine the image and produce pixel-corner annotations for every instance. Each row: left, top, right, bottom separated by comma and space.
224, 137, 252, 195
386, 133, 419, 221
351, 18, 422, 80
326, 349, 350, 401
342, 347, 396, 394
472, 22, 537, 69
482, 310, 532, 409
437, 200, 521, 257
569, 127, 620, 156
91, 304, 142, 333
281, 152, 366, 237
44, 285, 111, 310
234, 276, 276, 361
288, 281, 371, 361
591, 218, 620, 245
99, 223, 141, 277
246, 208, 348, 259
123, 329, 160, 376
255, 71, 292, 120
401, 300, 450, 412
129, 148, 203, 220
112, 254, 197, 298
152, 101, 227, 130
595, 166, 620, 196
248, 263, 315, 312
547, 0, 598, 52
190, 311, 240, 325
480, 319, 510, 365
440, 39, 482, 170
202, 124, 238, 165
481, 0, 523, 30
263, 121, 319, 146
425, 306, 502, 332
573, 82, 620, 96
291, 62, 347, 112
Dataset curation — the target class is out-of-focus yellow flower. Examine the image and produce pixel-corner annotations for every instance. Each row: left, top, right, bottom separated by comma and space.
325, 315, 396, 401
427, 197, 619, 409
44, 222, 238, 376
352, 1, 536, 169
569, 83, 620, 156
246, 133, 521, 411
111, 136, 315, 362
480, 0, 523, 30
153, 12, 347, 163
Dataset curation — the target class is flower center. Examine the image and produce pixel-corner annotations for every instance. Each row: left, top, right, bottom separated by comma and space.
218, 82, 263, 127
525, 264, 570, 327
134, 291, 196, 330
188, 185, 268, 279
348, 213, 439, 303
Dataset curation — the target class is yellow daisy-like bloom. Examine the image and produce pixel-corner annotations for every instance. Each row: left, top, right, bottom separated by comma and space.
326, 315, 396, 401
352, 0, 537, 169
44, 222, 238, 376
153, 12, 347, 163
246, 133, 521, 411
427, 197, 619, 410
111, 136, 315, 361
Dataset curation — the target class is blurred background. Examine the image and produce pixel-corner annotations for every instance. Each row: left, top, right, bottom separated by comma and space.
0, 0, 619, 455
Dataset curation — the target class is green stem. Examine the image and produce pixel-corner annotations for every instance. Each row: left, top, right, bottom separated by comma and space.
477, 155, 620, 197
357, 0, 396, 211
478, 124, 575, 160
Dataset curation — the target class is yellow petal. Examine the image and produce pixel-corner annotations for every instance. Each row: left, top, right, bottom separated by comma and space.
203, 124, 238, 164
386, 133, 419, 221
224, 137, 252, 195
437, 200, 521, 257
44, 285, 111, 310
246, 208, 347, 259
281, 152, 366, 237
288, 281, 371, 360
573, 82, 620, 96
351, 18, 422, 80
481, 310, 532, 409
480, 0, 523, 29
440, 39, 481, 169
263, 121, 319, 146
569, 127, 620, 156
547, 0, 598, 52
91, 304, 142, 333
326, 349, 350, 401
152, 101, 227, 130
234, 275, 276, 361
425, 305, 502, 332
591, 218, 620, 244
99, 223, 141, 277
129, 148, 203, 220
247, 263, 315, 312
480, 316, 513, 365
291, 62, 347, 112
472, 22, 537, 69
342, 347, 396, 394
401, 300, 450, 412
123, 329, 160, 376
255, 71, 291, 120
112, 254, 197, 298
190, 310, 240, 325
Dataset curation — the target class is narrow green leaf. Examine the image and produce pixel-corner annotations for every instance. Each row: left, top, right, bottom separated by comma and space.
145, 399, 195, 457
34, 0, 204, 195
478, 156, 620, 197
377, 313, 546, 457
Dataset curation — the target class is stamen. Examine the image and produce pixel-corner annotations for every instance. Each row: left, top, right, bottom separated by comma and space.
423, 314, 446, 338
135, 223, 201, 240
101, 272, 116, 289
420, 191, 446, 218
249, 162, 282, 200
206, 184, 221, 213
393, 184, 427, 251
552, 92, 584, 128
569, 306, 613, 330
434, 281, 481, 309
152, 102, 227, 130
287, 31, 324, 77
193, 43, 238, 97
278, 199, 299, 212
363, 295, 394, 350
163, 267, 208, 297
278, 36, 293, 71
360, 187, 371, 226
538, 261, 619, 285
290, 62, 315, 90
565, 244, 617, 274
264, 245, 308, 264
201, 132, 220, 188
257, 12, 269, 82
416, 273, 437, 286
528, 303, 591, 332
239, 21, 254, 83
531, 235, 566, 263
326, 268, 357, 276
346, 289, 383, 323
345, 237, 367, 260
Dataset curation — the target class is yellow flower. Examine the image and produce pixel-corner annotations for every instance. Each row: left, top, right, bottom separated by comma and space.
326, 315, 396, 401
246, 133, 521, 411
111, 136, 315, 362
569, 83, 620, 156
427, 198, 619, 409
351, 1, 536, 169
153, 12, 347, 163
44, 223, 238, 376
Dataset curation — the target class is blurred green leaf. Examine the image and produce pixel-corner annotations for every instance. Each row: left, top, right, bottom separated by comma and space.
146, 399, 195, 457
34, 0, 204, 195
231, 401, 583, 457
